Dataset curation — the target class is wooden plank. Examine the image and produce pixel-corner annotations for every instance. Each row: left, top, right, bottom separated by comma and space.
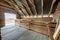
15, 19, 49, 35
28, 0, 37, 15
25, 0, 34, 16
15, 17, 55, 36
30, 0, 38, 16
14, 0, 29, 16
21, 3, 32, 16
55, 2, 60, 10
0, 6, 15, 12
4, 0, 25, 16
19, 0, 33, 16
41, 0, 44, 17
0, 2, 13, 9
48, 0, 56, 17
49, 28, 55, 40
0, 28, 1, 40
30, 24, 49, 35
53, 24, 60, 40
57, 35, 60, 40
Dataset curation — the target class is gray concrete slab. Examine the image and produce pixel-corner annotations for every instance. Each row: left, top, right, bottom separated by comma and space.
1, 25, 50, 40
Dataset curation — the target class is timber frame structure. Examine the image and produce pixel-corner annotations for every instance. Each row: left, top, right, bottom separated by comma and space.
0, 0, 60, 40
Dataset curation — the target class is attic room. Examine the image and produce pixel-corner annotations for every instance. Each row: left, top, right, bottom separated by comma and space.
0, 0, 60, 40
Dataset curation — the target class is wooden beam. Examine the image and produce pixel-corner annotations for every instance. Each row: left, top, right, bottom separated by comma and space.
10, 0, 29, 16
29, 0, 38, 16
15, 19, 49, 35
0, 6, 15, 12
17, 0, 29, 16
4, 0, 25, 16
25, 0, 33, 16
15, 5, 26, 16
41, 0, 44, 17
18, 0, 33, 16
49, 28, 55, 40
48, 0, 56, 17
0, 28, 1, 40
0, 2, 13, 9
19, 0, 32, 16
15, 17, 55, 36
53, 24, 60, 40
21, 3, 32, 16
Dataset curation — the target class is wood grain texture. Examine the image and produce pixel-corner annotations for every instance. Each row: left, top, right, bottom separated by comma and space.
15, 17, 56, 36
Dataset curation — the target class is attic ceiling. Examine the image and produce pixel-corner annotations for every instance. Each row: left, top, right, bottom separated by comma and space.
0, 0, 60, 18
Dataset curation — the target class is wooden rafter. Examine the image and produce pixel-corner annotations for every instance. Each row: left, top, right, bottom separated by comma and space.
17, 0, 29, 16
26, 0, 33, 16
15, 17, 56, 36
21, 2, 32, 16
0, 5, 15, 12
10, 0, 29, 16
29, 0, 37, 16
48, 0, 56, 17
41, 0, 44, 17
0, 2, 13, 9
4, 0, 25, 16
19, 0, 33, 16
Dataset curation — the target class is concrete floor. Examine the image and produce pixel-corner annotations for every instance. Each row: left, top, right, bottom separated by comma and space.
1, 25, 50, 40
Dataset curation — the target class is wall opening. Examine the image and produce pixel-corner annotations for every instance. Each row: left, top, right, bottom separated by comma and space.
4, 13, 16, 26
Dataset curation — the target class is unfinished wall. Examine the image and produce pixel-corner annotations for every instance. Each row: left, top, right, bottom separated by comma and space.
0, 8, 5, 27
0, 7, 21, 28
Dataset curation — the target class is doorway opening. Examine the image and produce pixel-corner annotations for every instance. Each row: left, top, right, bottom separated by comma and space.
4, 13, 16, 26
